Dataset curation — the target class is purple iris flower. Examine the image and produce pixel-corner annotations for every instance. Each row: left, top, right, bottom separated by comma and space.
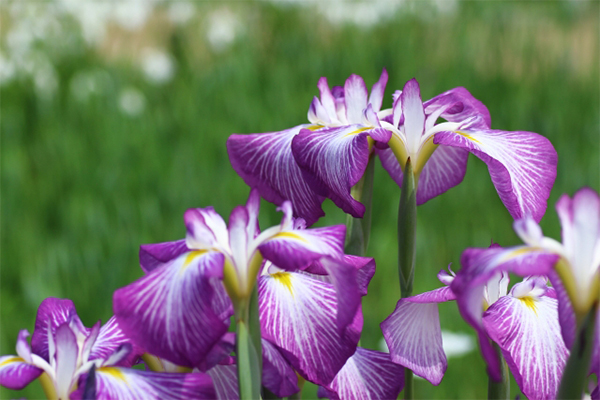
0, 298, 142, 399
113, 190, 375, 391
451, 187, 600, 380
227, 71, 391, 226
382, 269, 568, 400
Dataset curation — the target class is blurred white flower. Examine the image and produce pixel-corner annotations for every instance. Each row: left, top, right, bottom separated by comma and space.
168, 1, 196, 25
58, 0, 112, 45
441, 330, 475, 358
317, 0, 405, 27
34, 63, 59, 99
0, 53, 16, 85
113, 0, 152, 31
206, 8, 240, 52
69, 69, 112, 102
119, 87, 146, 117
141, 48, 176, 85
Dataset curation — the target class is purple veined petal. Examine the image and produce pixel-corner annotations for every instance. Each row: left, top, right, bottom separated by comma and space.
207, 363, 238, 400
483, 294, 568, 400
401, 79, 426, 150
317, 77, 339, 125
320, 347, 404, 400
184, 207, 230, 252
292, 125, 372, 218
367, 69, 389, 113
258, 271, 361, 386
381, 300, 446, 385
434, 128, 557, 222
409, 286, 457, 303
451, 245, 560, 380
113, 251, 230, 369
423, 86, 491, 128
258, 225, 346, 271
377, 147, 404, 187
415, 144, 469, 205
244, 189, 261, 241
16, 330, 33, 364
227, 125, 326, 226
196, 333, 235, 373
304, 255, 376, 296
0, 355, 43, 390
591, 307, 600, 377
31, 297, 85, 361
555, 188, 600, 303
89, 317, 141, 368
308, 96, 332, 126
54, 323, 79, 398
139, 239, 189, 273
262, 339, 300, 398
363, 104, 381, 128
81, 321, 101, 366
72, 367, 216, 400
368, 127, 392, 144
344, 74, 369, 124
547, 271, 577, 351
593, 383, 600, 400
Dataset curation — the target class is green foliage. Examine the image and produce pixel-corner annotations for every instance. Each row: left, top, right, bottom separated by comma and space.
1, 1, 598, 398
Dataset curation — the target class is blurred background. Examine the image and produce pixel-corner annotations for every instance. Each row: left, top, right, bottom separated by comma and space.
1, 0, 598, 398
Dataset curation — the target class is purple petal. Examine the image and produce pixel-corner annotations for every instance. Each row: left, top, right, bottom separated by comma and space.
408, 286, 456, 303
258, 271, 361, 385
415, 145, 469, 205
73, 367, 216, 400
401, 79, 425, 145
367, 69, 389, 112
423, 86, 491, 128
262, 339, 299, 398
207, 363, 238, 400
184, 207, 229, 251
258, 225, 345, 271
139, 239, 189, 273
89, 317, 141, 367
317, 77, 339, 124
31, 297, 85, 361
547, 271, 577, 350
376, 147, 403, 187
434, 128, 557, 222
16, 330, 33, 364
196, 333, 235, 373
0, 355, 42, 390
54, 323, 79, 398
113, 251, 231, 369
381, 300, 446, 385
483, 294, 568, 400
304, 255, 376, 296
344, 75, 368, 124
320, 347, 404, 400
227, 126, 326, 226
292, 125, 371, 218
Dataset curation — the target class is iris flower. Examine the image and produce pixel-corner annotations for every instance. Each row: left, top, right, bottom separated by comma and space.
0, 298, 207, 400
113, 190, 374, 391
228, 74, 557, 225
382, 267, 568, 400
450, 187, 600, 379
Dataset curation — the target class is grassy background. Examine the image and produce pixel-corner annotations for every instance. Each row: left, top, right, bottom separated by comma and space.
1, 1, 598, 398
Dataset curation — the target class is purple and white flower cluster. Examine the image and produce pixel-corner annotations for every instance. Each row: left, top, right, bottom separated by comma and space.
3, 70, 598, 400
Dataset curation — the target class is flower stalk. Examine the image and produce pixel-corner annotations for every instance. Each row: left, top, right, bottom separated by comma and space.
345, 155, 375, 257
235, 285, 263, 400
487, 343, 510, 400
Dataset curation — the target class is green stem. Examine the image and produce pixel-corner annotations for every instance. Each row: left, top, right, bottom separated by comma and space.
397, 159, 417, 400
487, 343, 510, 400
345, 155, 375, 257
39, 372, 57, 400
557, 302, 597, 400
235, 286, 263, 400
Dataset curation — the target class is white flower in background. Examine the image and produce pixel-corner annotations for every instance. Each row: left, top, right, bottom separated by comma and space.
119, 87, 147, 117
141, 48, 176, 85
69, 69, 112, 102
206, 8, 240, 52
58, 0, 112, 45
0, 53, 16, 85
168, 1, 196, 26
441, 330, 475, 358
113, 0, 152, 31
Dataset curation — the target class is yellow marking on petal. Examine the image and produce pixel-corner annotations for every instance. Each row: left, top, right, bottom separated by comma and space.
272, 232, 308, 243
99, 367, 127, 383
519, 296, 538, 316
307, 125, 324, 131
0, 357, 24, 367
271, 272, 294, 297
456, 131, 481, 144
184, 250, 208, 266
343, 127, 371, 138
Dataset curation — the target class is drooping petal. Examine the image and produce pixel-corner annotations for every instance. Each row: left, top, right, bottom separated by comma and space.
304, 255, 376, 296
139, 239, 189, 273
72, 367, 216, 400
262, 339, 299, 398
451, 245, 560, 380
367, 69, 389, 113
197, 333, 235, 373
483, 294, 568, 400
376, 147, 404, 187
184, 207, 230, 252
423, 86, 491, 128
292, 125, 372, 218
227, 126, 326, 226
113, 251, 230, 369
319, 347, 404, 400
344, 75, 368, 124
434, 128, 557, 222
258, 271, 361, 385
415, 145, 469, 205
0, 355, 42, 390
31, 297, 86, 361
207, 363, 238, 400
381, 300, 446, 385
89, 317, 140, 367
258, 225, 345, 271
